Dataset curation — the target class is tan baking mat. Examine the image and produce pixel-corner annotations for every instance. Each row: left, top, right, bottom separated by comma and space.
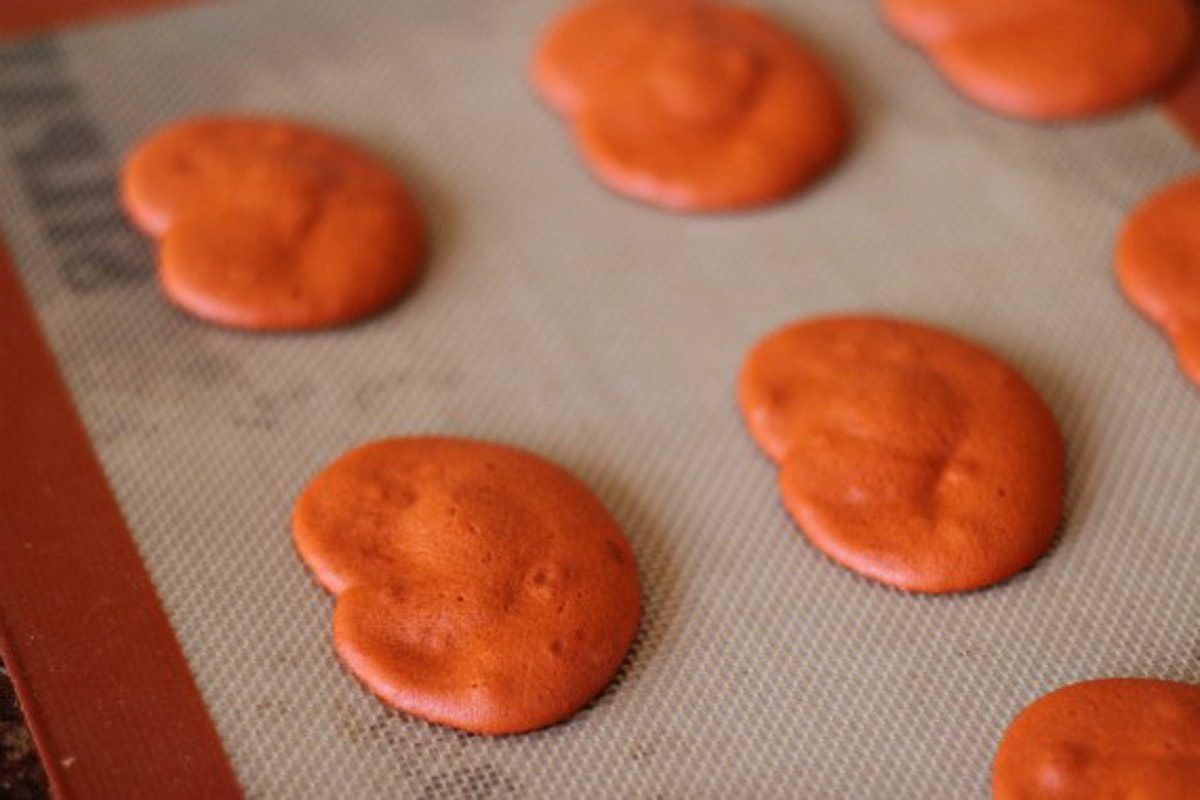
2, 1, 1199, 796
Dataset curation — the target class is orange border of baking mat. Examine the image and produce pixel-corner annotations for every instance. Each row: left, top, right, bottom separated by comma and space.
0, 0, 200, 40
0, 4, 239, 798
0, 238, 242, 798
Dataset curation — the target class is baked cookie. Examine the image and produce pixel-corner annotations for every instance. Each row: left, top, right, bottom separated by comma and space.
293, 438, 641, 735
121, 117, 426, 331
879, 0, 1196, 120
993, 678, 1200, 799
1116, 175, 1200, 388
738, 316, 1064, 593
533, 0, 849, 212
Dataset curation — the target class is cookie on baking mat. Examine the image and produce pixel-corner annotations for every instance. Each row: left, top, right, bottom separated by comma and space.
121, 116, 426, 331
738, 316, 1064, 593
533, 0, 849, 212
1116, 174, 1200, 389
293, 437, 641, 735
879, 0, 1195, 120
993, 678, 1200, 799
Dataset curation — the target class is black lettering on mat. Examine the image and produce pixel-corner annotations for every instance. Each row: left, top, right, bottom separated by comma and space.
0, 37, 58, 71
0, 37, 151, 292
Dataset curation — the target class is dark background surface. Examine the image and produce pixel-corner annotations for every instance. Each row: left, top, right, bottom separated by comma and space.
1, 663, 48, 800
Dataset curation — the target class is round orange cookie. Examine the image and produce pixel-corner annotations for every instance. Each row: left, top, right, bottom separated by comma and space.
533, 0, 849, 212
879, 0, 1196, 120
738, 316, 1064, 593
121, 117, 426, 331
1116, 175, 1200, 389
993, 678, 1200, 799
292, 437, 641, 735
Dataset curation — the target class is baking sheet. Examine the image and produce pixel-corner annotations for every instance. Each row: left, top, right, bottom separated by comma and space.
2, 1, 1199, 796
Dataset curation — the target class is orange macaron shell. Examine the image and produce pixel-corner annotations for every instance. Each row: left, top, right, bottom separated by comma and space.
879, 0, 1009, 45
739, 316, 1064, 593
158, 191, 424, 332
533, 0, 849, 212
880, 0, 1196, 120
121, 116, 426, 331
292, 438, 641, 736
1116, 175, 1200, 389
532, 0, 681, 117
992, 678, 1200, 799
572, 7, 848, 212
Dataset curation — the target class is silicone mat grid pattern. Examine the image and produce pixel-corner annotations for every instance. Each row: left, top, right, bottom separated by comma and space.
2, 1, 1199, 796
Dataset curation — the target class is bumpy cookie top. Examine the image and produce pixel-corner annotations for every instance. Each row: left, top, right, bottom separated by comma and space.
739, 316, 1064, 593
1116, 174, 1200, 389
121, 117, 426, 331
293, 437, 641, 735
993, 678, 1200, 799
879, 0, 1195, 120
533, 0, 849, 212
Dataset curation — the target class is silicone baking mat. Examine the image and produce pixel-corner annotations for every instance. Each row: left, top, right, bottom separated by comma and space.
2, 1, 1199, 797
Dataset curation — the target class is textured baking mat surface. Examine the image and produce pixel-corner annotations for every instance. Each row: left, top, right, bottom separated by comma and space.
2, 1, 1199, 797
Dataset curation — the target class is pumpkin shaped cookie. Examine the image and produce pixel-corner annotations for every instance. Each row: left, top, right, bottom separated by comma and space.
1116, 175, 1200, 389
121, 116, 426, 331
739, 316, 1064, 593
533, 0, 849, 212
993, 678, 1200, 799
293, 438, 641, 735
880, 0, 1195, 120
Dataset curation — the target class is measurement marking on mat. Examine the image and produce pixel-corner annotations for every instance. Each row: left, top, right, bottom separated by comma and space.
0, 37, 150, 291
